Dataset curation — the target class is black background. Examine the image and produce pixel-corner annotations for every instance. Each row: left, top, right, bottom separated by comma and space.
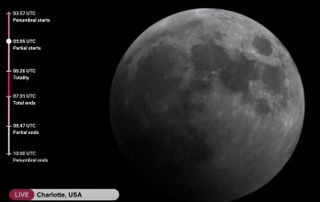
0, 0, 318, 201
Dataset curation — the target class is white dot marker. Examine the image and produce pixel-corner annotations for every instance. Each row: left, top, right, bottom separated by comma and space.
6, 39, 12, 44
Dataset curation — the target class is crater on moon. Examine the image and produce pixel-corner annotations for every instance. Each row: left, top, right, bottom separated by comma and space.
110, 8, 305, 202
252, 36, 273, 56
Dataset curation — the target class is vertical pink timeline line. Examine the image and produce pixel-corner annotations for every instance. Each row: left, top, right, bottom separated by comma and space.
7, 12, 11, 127
7, 11, 10, 38
7, 44, 10, 71
7, 72, 10, 126
6, 11, 12, 155
7, 12, 11, 71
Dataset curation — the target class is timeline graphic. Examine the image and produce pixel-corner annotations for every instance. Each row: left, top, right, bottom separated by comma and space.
4, 10, 50, 163
3, 9, 121, 200
6, 11, 11, 156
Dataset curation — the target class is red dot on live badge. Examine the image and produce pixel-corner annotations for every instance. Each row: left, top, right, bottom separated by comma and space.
9, 189, 34, 201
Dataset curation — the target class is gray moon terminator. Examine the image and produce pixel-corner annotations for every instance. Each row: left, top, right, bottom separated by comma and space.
110, 9, 305, 202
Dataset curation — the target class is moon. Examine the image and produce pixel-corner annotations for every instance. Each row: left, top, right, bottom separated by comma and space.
110, 9, 304, 202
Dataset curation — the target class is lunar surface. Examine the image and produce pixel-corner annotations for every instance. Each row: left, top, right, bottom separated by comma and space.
110, 9, 304, 202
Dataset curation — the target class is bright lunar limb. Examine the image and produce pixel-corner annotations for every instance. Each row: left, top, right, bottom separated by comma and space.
110, 8, 304, 202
